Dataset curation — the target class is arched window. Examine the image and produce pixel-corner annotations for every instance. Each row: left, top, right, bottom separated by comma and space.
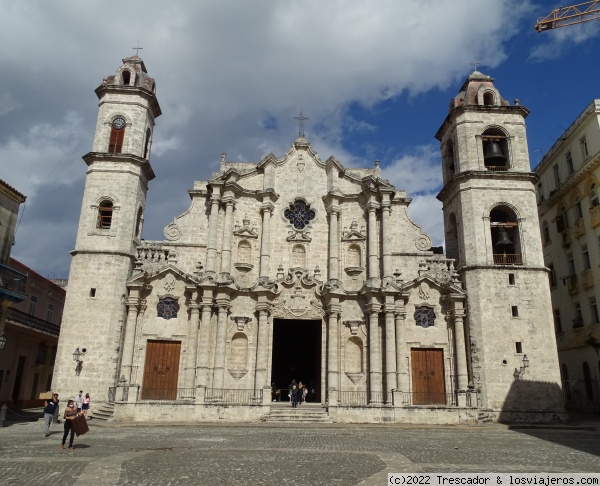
135, 208, 144, 239
347, 244, 361, 267
122, 70, 131, 86
446, 212, 460, 263
108, 116, 126, 153
444, 139, 456, 175
583, 361, 594, 400
482, 128, 508, 171
292, 244, 306, 268
97, 200, 114, 229
483, 91, 495, 106
238, 240, 251, 264
490, 205, 522, 265
143, 128, 151, 159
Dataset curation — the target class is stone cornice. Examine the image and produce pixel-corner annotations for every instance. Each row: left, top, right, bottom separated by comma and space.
437, 170, 538, 202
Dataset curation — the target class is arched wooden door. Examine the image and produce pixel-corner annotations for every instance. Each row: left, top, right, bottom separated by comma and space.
411, 348, 446, 405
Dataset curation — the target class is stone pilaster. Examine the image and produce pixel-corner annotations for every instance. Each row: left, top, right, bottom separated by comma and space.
381, 192, 392, 279
220, 197, 235, 275
196, 293, 214, 388
367, 303, 382, 402
367, 202, 380, 280
119, 288, 142, 384
395, 304, 409, 392
212, 299, 231, 389
205, 186, 223, 274
453, 305, 469, 391
327, 205, 340, 281
184, 293, 200, 389
259, 203, 274, 278
254, 304, 271, 391
383, 303, 397, 394
326, 302, 341, 400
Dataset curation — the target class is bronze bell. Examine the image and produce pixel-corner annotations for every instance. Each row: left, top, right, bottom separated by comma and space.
495, 227, 513, 247
484, 141, 507, 166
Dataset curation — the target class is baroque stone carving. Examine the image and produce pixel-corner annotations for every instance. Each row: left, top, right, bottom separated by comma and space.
164, 222, 181, 241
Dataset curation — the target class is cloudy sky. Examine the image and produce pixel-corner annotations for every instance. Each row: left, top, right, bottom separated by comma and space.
2, 0, 600, 278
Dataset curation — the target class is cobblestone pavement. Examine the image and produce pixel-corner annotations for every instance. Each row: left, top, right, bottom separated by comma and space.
1, 419, 600, 486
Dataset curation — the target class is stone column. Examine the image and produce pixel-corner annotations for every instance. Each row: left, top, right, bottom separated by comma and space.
327, 304, 340, 400
196, 294, 213, 388
453, 309, 469, 391
384, 303, 397, 394
212, 300, 230, 389
328, 208, 340, 281
367, 304, 382, 402
184, 299, 200, 389
395, 306, 409, 392
205, 188, 222, 274
119, 292, 141, 383
259, 204, 273, 278
367, 203, 380, 279
254, 304, 271, 391
381, 195, 392, 279
220, 198, 235, 275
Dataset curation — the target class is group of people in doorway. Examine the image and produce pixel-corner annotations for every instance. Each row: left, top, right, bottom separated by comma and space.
288, 380, 308, 408
43, 389, 91, 451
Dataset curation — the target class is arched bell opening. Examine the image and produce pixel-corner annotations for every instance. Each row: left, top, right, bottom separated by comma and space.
443, 139, 456, 178
482, 129, 509, 171
445, 212, 460, 265
490, 206, 522, 265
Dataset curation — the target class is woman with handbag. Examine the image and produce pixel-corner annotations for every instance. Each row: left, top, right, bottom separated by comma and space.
61, 399, 79, 451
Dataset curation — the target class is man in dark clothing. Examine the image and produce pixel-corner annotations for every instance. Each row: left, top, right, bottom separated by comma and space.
289, 380, 299, 408
43, 393, 59, 436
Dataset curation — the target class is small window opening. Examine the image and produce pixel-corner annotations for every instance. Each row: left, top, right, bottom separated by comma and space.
122, 70, 131, 86
508, 273, 515, 285
97, 200, 114, 229
483, 91, 495, 106
515, 342, 523, 354
108, 116, 126, 153
90, 288, 96, 297
511, 306, 519, 318
143, 128, 151, 159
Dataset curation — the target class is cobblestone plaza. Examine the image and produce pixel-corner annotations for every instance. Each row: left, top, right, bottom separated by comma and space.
1, 419, 599, 485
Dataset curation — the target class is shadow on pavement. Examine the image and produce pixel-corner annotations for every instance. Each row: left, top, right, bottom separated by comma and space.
2, 407, 43, 427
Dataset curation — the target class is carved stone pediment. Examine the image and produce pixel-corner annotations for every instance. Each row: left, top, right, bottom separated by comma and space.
341, 219, 366, 242
233, 216, 258, 239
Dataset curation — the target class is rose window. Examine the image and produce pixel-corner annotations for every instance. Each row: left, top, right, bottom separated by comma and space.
284, 201, 315, 229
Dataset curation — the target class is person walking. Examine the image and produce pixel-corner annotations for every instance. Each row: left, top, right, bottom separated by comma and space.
82, 393, 91, 419
297, 382, 304, 406
43, 393, 59, 437
61, 399, 79, 451
289, 380, 299, 408
75, 390, 83, 414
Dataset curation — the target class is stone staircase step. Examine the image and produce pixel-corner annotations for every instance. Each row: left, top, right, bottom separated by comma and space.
92, 403, 115, 422
264, 404, 333, 423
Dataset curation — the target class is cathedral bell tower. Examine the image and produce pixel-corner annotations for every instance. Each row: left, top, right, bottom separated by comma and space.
436, 71, 564, 421
52, 56, 161, 399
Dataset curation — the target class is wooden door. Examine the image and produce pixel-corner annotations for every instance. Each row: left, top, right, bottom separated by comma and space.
411, 348, 446, 405
141, 340, 181, 400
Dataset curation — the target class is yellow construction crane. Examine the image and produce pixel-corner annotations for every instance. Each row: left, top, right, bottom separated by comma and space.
535, 1, 600, 32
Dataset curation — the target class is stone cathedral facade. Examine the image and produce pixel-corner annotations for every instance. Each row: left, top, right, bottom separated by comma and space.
52, 56, 565, 424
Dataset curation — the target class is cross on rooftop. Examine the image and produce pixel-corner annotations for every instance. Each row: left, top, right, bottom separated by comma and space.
294, 112, 308, 138
470, 58, 480, 71
133, 41, 143, 56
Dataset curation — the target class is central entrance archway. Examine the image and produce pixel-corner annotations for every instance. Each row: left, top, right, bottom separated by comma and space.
271, 318, 322, 403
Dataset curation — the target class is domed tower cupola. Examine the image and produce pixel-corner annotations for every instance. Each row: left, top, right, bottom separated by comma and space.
436, 70, 530, 182
92, 56, 161, 159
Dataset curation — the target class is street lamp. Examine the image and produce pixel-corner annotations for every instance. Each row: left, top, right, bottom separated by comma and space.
513, 354, 529, 380
72, 347, 83, 363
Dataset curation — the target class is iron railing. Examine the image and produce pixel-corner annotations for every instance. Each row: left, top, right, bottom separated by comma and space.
7, 307, 60, 336
204, 388, 263, 403
493, 253, 523, 265
337, 391, 393, 405
0, 263, 27, 296
108, 387, 116, 403
398, 391, 458, 406
140, 388, 195, 401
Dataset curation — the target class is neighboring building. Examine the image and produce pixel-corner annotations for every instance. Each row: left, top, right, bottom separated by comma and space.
0, 258, 65, 407
534, 100, 600, 412
52, 57, 564, 424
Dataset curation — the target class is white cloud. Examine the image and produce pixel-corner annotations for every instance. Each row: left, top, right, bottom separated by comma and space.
406, 194, 444, 248
382, 145, 442, 195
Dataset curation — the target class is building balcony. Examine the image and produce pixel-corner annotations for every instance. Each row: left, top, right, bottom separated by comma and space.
591, 206, 600, 229
0, 263, 27, 304
493, 253, 523, 265
572, 219, 585, 239
6, 307, 60, 337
